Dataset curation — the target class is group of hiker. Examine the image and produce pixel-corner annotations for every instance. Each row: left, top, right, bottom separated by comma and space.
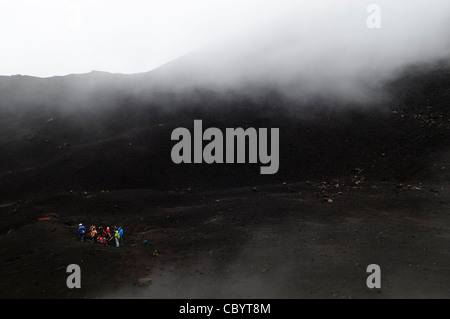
78, 223, 124, 247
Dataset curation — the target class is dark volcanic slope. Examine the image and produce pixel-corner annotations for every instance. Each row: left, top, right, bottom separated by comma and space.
0, 61, 450, 299
0, 63, 449, 201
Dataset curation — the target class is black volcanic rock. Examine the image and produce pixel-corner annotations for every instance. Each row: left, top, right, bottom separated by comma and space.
0, 61, 449, 201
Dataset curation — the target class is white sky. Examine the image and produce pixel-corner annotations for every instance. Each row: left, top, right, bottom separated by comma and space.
0, 0, 303, 77
0, 0, 449, 78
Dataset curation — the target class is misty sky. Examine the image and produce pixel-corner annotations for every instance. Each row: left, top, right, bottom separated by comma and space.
0, 0, 449, 78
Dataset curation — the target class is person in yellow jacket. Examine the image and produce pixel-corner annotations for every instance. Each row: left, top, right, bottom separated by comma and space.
114, 230, 120, 247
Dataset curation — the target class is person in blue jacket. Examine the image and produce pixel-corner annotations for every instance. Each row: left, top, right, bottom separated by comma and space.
78, 223, 86, 241
118, 226, 124, 244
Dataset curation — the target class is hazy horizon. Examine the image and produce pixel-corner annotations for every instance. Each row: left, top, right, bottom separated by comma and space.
1, 0, 450, 105
1, 1, 449, 77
